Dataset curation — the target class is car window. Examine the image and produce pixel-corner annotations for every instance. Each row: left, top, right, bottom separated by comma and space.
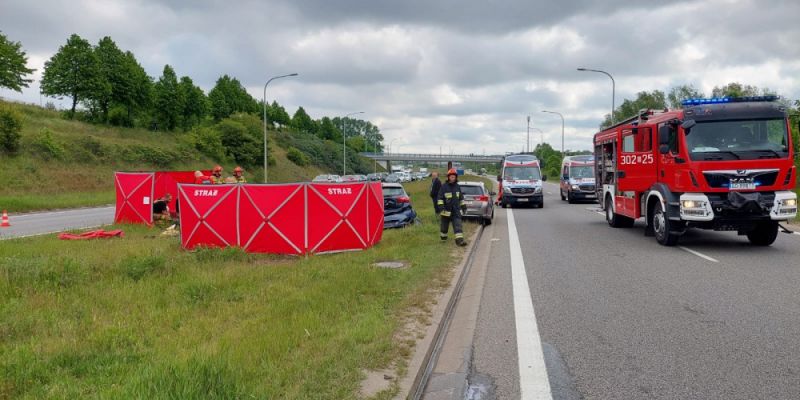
383, 187, 406, 197
460, 186, 483, 195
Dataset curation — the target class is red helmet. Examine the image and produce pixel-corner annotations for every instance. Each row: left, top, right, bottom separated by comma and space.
213, 165, 223, 173
447, 168, 458, 176
233, 166, 243, 174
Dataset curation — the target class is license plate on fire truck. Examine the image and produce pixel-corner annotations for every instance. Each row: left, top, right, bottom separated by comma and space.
729, 182, 756, 190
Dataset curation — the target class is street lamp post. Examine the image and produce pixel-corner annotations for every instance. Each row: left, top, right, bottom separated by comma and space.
342, 111, 365, 175
526, 115, 531, 153
578, 67, 616, 124
389, 138, 397, 154
263, 73, 298, 183
541, 110, 565, 156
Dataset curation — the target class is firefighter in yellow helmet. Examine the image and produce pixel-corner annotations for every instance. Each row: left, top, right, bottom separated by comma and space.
211, 165, 224, 184
232, 166, 247, 183
437, 168, 467, 246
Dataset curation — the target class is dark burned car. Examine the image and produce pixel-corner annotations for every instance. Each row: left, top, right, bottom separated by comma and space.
382, 183, 418, 229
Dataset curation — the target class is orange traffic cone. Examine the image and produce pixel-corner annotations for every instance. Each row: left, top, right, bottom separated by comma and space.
0, 210, 9, 227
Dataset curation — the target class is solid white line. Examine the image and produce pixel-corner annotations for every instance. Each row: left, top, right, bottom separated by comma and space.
678, 246, 719, 263
0, 224, 104, 241
507, 209, 553, 400
794, 232, 800, 236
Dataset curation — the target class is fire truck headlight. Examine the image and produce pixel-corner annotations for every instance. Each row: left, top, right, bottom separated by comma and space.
784, 198, 797, 207
682, 200, 697, 209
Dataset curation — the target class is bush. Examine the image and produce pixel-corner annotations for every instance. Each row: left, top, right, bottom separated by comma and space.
0, 105, 23, 154
30, 128, 65, 160
108, 105, 134, 127
191, 126, 226, 162
286, 146, 309, 166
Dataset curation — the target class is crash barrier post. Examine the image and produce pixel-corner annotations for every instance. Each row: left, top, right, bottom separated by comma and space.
114, 171, 209, 225
179, 182, 384, 254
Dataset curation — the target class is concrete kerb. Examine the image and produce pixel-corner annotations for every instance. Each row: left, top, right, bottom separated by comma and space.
397, 225, 483, 399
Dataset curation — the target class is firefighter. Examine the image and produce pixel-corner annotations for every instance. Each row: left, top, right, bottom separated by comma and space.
437, 168, 467, 246
429, 171, 442, 214
232, 166, 247, 183
211, 165, 224, 184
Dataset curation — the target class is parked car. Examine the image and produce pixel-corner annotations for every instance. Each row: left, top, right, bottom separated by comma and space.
367, 173, 382, 181
313, 174, 342, 183
459, 181, 495, 225
341, 174, 367, 182
385, 173, 402, 183
382, 183, 418, 229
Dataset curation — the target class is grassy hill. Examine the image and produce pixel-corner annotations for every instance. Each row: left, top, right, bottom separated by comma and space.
0, 100, 368, 213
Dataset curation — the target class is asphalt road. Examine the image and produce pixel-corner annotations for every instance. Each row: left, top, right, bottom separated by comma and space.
464, 181, 800, 399
0, 206, 115, 240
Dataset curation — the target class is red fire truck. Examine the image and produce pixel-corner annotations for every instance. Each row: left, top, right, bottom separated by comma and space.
594, 96, 797, 246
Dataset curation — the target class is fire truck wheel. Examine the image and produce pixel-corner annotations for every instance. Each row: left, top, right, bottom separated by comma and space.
652, 204, 680, 246
605, 196, 634, 228
746, 221, 779, 246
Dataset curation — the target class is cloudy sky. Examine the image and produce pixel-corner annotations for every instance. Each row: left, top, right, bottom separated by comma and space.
2, 0, 798, 154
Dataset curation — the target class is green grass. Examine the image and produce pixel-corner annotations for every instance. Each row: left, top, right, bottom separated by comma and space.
0, 180, 478, 399
0, 191, 114, 213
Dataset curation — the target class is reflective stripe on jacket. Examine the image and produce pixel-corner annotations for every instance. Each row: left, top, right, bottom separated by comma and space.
437, 181, 464, 217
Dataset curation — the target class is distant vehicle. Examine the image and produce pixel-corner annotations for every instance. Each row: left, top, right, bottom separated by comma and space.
399, 172, 412, 182
313, 174, 341, 183
341, 174, 367, 182
385, 173, 402, 183
382, 183, 418, 229
460, 181, 495, 225
560, 155, 597, 204
414, 172, 427, 180
367, 173, 382, 181
419, 167, 428, 174
498, 154, 545, 208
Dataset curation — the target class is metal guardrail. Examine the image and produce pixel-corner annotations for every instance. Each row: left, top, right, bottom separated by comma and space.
360, 152, 504, 163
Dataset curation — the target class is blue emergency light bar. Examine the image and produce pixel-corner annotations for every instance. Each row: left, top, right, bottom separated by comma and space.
681, 95, 779, 106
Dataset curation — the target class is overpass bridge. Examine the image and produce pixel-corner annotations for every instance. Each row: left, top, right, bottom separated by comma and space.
360, 152, 504, 163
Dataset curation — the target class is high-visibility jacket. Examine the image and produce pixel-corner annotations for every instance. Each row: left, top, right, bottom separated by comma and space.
234, 176, 247, 183
437, 181, 465, 218
211, 175, 224, 184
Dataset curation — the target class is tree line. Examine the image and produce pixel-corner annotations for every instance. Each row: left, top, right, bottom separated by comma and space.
0, 32, 384, 156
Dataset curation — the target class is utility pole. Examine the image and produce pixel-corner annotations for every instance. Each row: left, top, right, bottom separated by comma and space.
262, 73, 298, 183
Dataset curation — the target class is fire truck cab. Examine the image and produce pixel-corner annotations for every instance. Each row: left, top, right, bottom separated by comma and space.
594, 96, 797, 246
560, 155, 597, 203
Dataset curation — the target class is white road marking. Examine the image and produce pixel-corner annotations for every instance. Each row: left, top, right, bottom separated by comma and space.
0, 225, 105, 241
794, 232, 800, 236
507, 209, 553, 399
546, 192, 553, 195
678, 246, 719, 263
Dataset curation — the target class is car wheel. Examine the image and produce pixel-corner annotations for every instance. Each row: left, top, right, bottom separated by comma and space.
605, 195, 634, 228
651, 202, 680, 245
560, 190, 566, 201
482, 217, 492, 226
567, 192, 575, 204
746, 221, 778, 246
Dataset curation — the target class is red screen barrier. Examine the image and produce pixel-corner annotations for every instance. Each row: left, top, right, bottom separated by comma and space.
114, 172, 154, 225
154, 171, 208, 214
179, 182, 383, 255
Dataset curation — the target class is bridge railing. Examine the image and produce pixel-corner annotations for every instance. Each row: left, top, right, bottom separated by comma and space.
359, 152, 504, 161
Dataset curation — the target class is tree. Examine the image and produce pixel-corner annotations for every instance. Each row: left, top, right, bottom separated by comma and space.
120, 51, 152, 122
291, 106, 316, 133
216, 118, 261, 166
667, 84, 704, 109
92, 36, 128, 122
711, 82, 764, 98
268, 100, 291, 127
317, 116, 341, 141
208, 75, 258, 120
600, 90, 667, 129
152, 65, 184, 131
178, 76, 207, 130
41, 34, 102, 117
0, 32, 35, 92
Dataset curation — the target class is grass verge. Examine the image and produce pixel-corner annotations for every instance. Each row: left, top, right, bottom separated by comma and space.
0, 179, 477, 399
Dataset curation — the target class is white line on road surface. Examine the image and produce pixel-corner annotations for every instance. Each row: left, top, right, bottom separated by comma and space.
678, 246, 719, 263
794, 232, 800, 236
507, 209, 553, 400
547, 192, 553, 195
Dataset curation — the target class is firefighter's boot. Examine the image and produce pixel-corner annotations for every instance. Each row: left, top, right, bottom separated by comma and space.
456, 237, 467, 247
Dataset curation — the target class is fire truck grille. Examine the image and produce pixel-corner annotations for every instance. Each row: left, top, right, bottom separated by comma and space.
579, 184, 596, 192
703, 171, 778, 188
511, 188, 535, 194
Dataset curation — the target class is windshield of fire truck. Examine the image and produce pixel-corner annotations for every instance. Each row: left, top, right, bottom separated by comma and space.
570, 166, 593, 179
504, 166, 541, 181
684, 118, 789, 161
